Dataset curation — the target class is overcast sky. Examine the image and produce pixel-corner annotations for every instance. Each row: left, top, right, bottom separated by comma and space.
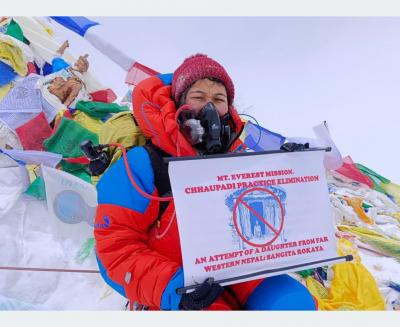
50, 17, 400, 182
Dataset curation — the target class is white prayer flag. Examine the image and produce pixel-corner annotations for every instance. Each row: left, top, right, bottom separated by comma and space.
0, 149, 62, 167
41, 165, 97, 228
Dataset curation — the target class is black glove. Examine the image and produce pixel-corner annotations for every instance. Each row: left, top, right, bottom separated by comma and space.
280, 142, 310, 152
179, 278, 224, 310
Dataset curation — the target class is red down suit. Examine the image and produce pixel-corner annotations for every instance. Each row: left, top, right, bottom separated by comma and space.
94, 74, 316, 310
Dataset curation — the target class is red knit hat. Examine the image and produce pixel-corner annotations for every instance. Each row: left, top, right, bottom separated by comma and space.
172, 54, 235, 105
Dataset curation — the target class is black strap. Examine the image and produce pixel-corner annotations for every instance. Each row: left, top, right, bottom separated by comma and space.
143, 142, 172, 220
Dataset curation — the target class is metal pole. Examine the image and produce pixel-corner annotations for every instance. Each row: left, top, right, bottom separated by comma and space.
0, 266, 100, 274
165, 146, 332, 163
176, 254, 353, 295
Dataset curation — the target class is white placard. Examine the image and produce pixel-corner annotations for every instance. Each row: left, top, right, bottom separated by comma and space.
168, 150, 338, 287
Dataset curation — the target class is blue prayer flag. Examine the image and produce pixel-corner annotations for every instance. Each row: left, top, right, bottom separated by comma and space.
50, 17, 99, 37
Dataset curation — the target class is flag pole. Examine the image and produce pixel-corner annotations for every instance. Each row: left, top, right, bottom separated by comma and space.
176, 254, 353, 295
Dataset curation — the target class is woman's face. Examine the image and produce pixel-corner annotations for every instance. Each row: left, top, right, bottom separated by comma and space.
184, 79, 229, 117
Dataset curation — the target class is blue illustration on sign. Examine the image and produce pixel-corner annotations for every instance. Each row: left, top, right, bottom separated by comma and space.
53, 190, 96, 226
225, 186, 287, 250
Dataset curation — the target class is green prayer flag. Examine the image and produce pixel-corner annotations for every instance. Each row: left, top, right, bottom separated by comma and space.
24, 176, 46, 200
5, 19, 30, 45
44, 117, 98, 158
75, 101, 129, 120
60, 161, 92, 183
356, 163, 391, 184
43, 117, 98, 183
356, 163, 390, 195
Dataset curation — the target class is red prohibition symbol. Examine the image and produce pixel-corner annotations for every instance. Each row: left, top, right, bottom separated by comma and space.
233, 187, 285, 247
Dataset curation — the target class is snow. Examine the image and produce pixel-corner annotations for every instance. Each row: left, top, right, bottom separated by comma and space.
0, 179, 126, 310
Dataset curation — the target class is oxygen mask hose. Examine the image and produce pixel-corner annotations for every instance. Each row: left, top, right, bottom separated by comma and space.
108, 143, 173, 202
175, 104, 201, 156
81, 140, 172, 202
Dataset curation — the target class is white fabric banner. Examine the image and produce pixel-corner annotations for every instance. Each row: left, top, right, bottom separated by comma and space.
41, 165, 97, 228
286, 121, 343, 171
85, 28, 134, 72
168, 150, 338, 287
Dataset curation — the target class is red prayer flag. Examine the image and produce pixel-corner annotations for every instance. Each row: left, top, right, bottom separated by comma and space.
89, 88, 117, 103
125, 62, 159, 86
335, 156, 374, 188
16, 112, 53, 151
